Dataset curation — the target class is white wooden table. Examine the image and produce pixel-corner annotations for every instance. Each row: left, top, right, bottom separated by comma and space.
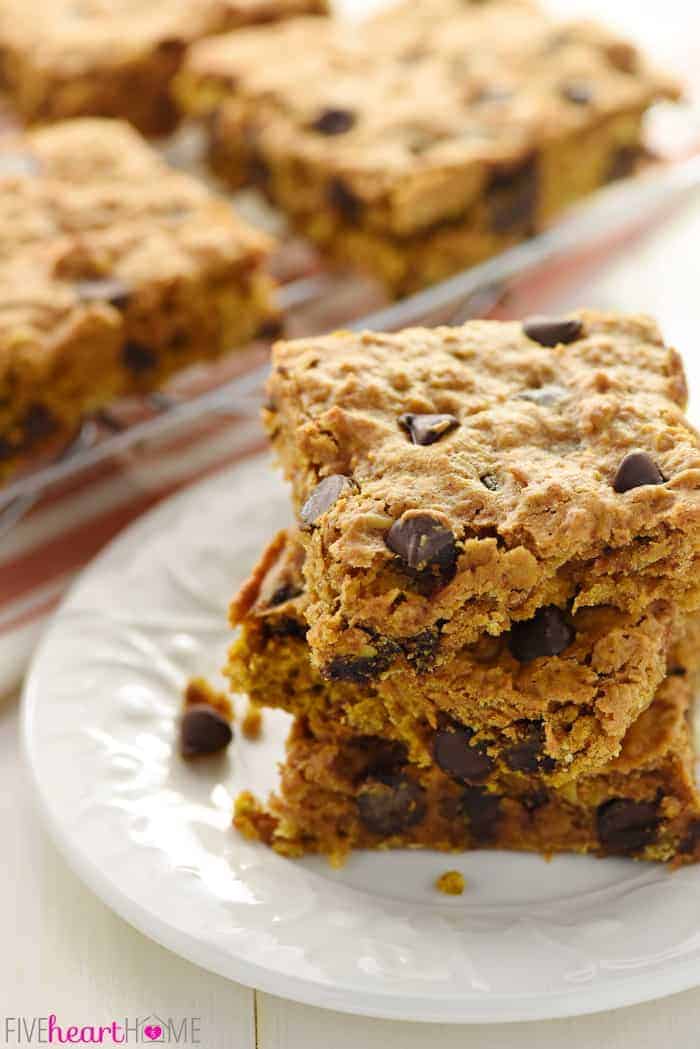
4, 1, 700, 1044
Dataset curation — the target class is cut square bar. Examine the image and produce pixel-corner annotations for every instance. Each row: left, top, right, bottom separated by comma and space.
178, 1, 678, 292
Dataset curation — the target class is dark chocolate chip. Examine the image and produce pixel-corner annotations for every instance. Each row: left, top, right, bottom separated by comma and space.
311, 108, 356, 135
508, 606, 575, 663
400, 627, 440, 671
122, 341, 157, 374
300, 474, 357, 529
398, 413, 460, 446
0, 151, 40, 177
324, 639, 400, 684
257, 316, 284, 340
517, 383, 568, 406
480, 473, 500, 492
180, 703, 233, 758
248, 152, 271, 189
668, 665, 687, 678
679, 819, 700, 855
561, 81, 593, 105
363, 739, 409, 778
75, 278, 131, 309
522, 315, 583, 347
327, 177, 363, 223
23, 403, 57, 443
521, 789, 549, 812
262, 616, 307, 641
268, 583, 303, 607
606, 145, 643, 182
597, 798, 659, 854
385, 513, 457, 573
487, 155, 538, 234
433, 724, 493, 784
461, 787, 502, 843
612, 451, 665, 493
357, 774, 427, 835
505, 721, 555, 774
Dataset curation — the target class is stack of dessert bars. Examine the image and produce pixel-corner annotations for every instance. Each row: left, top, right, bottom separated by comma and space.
227, 311, 700, 867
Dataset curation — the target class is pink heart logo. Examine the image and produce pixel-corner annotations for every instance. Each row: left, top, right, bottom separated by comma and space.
143, 1026, 162, 1041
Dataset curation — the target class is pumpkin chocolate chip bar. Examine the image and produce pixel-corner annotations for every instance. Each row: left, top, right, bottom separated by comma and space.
262, 313, 700, 692
178, 0, 679, 292
0, 118, 277, 480
228, 529, 687, 784
0, 0, 328, 137
234, 669, 700, 867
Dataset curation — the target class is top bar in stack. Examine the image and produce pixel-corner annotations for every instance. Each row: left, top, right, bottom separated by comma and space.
261, 312, 700, 774
178, 0, 679, 292
0, 0, 328, 137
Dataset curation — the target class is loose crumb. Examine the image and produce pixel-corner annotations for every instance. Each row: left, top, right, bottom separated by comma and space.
184, 676, 233, 721
241, 702, 263, 740
435, 870, 466, 896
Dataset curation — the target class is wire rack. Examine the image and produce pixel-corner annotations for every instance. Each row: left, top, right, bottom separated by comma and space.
2, 151, 700, 540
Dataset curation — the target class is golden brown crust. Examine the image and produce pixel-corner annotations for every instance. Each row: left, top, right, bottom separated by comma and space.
0, 0, 328, 135
0, 118, 276, 478
264, 314, 700, 682
179, 0, 679, 288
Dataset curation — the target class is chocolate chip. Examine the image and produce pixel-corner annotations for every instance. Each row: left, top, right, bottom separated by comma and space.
480, 473, 500, 491
300, 474, 357, 529
522, 315, 583, 347
488, 155, 538, 234
327, 177, 363, 223
75, 278, 131, 309
597, 798, 659, 854
23, 403, 56, 443
257, 316, 284, 340
606, 145, 643, 182
679, 819, 700, 855
433, 724, 493, 784
401, 627, 440, 671
461, 787, 501, 842
386, 512, 457, 573
268, 583, 303, 607
180, 703, 233, 758
398, 413, 460, 446
262, 615, 307, 641
668, 665, 687, 677
517, 383, 568, 406
521, 789, 549, 812
504, 721, 555, 773
357, 774, 426, 835
561, 81, 593, 105
122, 341, 157, 374
508, 606, 575, 663
311, 108, 356, 135
612, 451, 665, 493
324, 639, 400, 684
0, 151, 40, 177
248, 152, 271, 189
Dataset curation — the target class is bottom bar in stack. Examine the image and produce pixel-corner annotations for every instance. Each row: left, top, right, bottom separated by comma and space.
229, 541, 700, 868
235, 673, 700, 867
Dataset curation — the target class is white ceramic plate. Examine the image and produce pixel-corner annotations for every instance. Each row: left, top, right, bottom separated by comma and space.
23, 456, 700, 1024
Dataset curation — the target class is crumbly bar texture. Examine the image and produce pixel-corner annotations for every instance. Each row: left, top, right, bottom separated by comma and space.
0, 0, 327, 137
263, 313, 700, 691
229, 529, 686, 784
234, 671, 700, 867
0, 118, 277, 479
178, 0, 679, 293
